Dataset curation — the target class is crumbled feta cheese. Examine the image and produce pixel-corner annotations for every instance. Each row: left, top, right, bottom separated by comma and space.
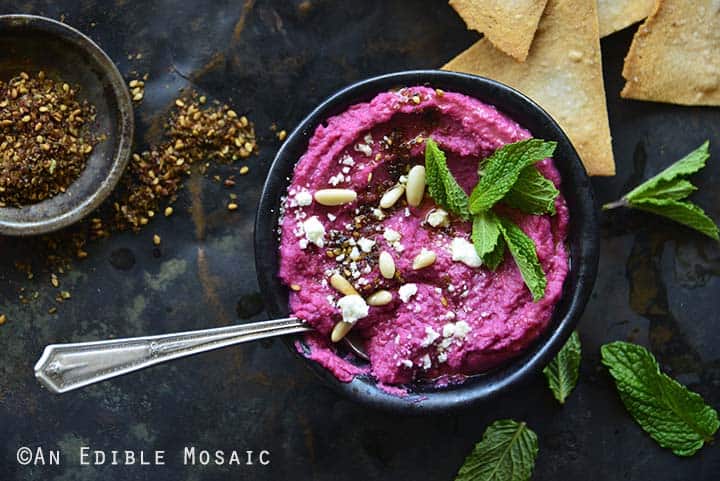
341, 155, 355, 166
354, 142, 372, 157
450, 237, 482, 268
373, 208, 385, 220
298, 239, 308, 250
349, 246, 361, 261
303, 216, 325, 247
383, 228, 401, 243
437, 352, 448, 363
363, 133, 374, 144
295, 190, 312, 206
421, 326, 440, 347
357, 237, 375, 253
327, 213, 337, 221
329, 173, 345, 185
454, 320, 471, 339
442, 323, 456, 338
420, 354, 432, 370
342, 166, 350, 174
337, 295, 369, 324
398, 283, 418, 302
426, 208, 449, 227
399, 359, 413, 368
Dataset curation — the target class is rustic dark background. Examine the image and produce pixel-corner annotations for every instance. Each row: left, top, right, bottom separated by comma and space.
1, 1, 719, 480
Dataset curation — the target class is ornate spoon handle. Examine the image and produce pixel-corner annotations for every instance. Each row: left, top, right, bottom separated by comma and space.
34, 317, 311, 394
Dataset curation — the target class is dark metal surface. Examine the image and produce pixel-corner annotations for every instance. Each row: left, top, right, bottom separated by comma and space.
0, 1, 718, 480
0, 14, 133, 235
255, 70, 599, 413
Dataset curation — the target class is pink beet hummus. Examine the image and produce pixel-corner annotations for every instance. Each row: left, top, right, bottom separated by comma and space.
278, 86, 569, 389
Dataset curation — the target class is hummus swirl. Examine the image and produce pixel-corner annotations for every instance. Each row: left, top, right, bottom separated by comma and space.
278, 86, 569, 387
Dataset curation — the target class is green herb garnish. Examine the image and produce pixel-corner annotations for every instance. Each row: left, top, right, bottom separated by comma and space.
603, 141, 719, 240
543, 331, 581, 404
424, 138, 470, 220
455, 419, 538, 481
425, 138, 558, 300
601, 341, 719, 456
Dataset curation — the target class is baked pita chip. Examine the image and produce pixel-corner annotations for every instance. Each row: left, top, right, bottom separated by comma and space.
598, 0, 656, 37
621, 0, 720, 106
448, 0, 548, 62
443, 0, 615, 176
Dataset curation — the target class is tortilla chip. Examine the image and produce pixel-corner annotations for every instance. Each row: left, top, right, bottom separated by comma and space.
448, 0, 548, 62
621, 0, 720, 106
443, 0, 615, 176
598, 0, 656, 37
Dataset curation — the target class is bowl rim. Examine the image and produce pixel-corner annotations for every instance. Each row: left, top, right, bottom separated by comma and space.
0, 14, 134, 236
254, 69, 599, 413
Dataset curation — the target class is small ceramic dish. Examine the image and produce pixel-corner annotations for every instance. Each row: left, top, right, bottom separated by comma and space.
0, 14, 133, 235
255, 70, 599, 413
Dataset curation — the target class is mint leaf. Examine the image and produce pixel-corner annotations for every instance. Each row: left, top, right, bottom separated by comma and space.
425, 138, 470, 219
543, 331, 581, 404
628, 178, 697, 202
626, 141, 709, 201
455, 420, 538, 481
603, 141, 719, 240
632, 198, 719, 240
504, 166, 559, 215
483, 235, 506, 271
499, 217, 547, 301
469, 139, 556, 214
472, 210, 501, 259
601, 341, 719, 456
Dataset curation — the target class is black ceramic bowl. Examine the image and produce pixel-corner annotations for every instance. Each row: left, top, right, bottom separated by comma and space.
0, 15, 133, 236
255, 70, 598, 413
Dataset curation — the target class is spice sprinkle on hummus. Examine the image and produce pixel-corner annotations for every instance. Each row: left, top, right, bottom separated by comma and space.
278, 86, 569, 387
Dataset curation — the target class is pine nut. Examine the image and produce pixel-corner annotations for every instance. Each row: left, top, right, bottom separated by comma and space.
412, 249, 436, 269
367, 290, 392, 306
378, 251, 395, 279
331, 321, 353, 342
405, 165, 426, 207
314, 188, 357, 206
330, 273, 358, 296
379, 184, 405, 209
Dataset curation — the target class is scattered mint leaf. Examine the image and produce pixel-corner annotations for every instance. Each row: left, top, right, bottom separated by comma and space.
469, 139, 557, 214
472, 210, 501, 260
628, 178, 697, 202
424, 138, 470, 219
603, 141, 719, 240
543, 331, 581, 404
633, 198, 719, 240
601, 341, 720, 457
504, 166, 559, 215
455, 419, 538, 481
626, 141, 709, 201
499, 217, 547, 301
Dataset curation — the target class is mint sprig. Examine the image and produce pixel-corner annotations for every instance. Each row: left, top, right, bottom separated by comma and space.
543, 331, 581, 404
425, 138, 558, 300
603, 141, 719, 240
425, 138, 470, 220
498, 217, 547, 301
455, 419, 538, 481
602, 341, 719, 456
469, 139, 557, 214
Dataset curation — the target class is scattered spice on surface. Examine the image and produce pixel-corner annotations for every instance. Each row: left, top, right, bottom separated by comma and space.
6, 90, 258, 310
0, 71, 101, 207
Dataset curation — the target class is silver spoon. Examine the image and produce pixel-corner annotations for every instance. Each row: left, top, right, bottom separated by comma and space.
34, 317, 369, 394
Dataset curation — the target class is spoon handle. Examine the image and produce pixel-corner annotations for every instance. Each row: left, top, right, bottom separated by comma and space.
34, 317, 311, 394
